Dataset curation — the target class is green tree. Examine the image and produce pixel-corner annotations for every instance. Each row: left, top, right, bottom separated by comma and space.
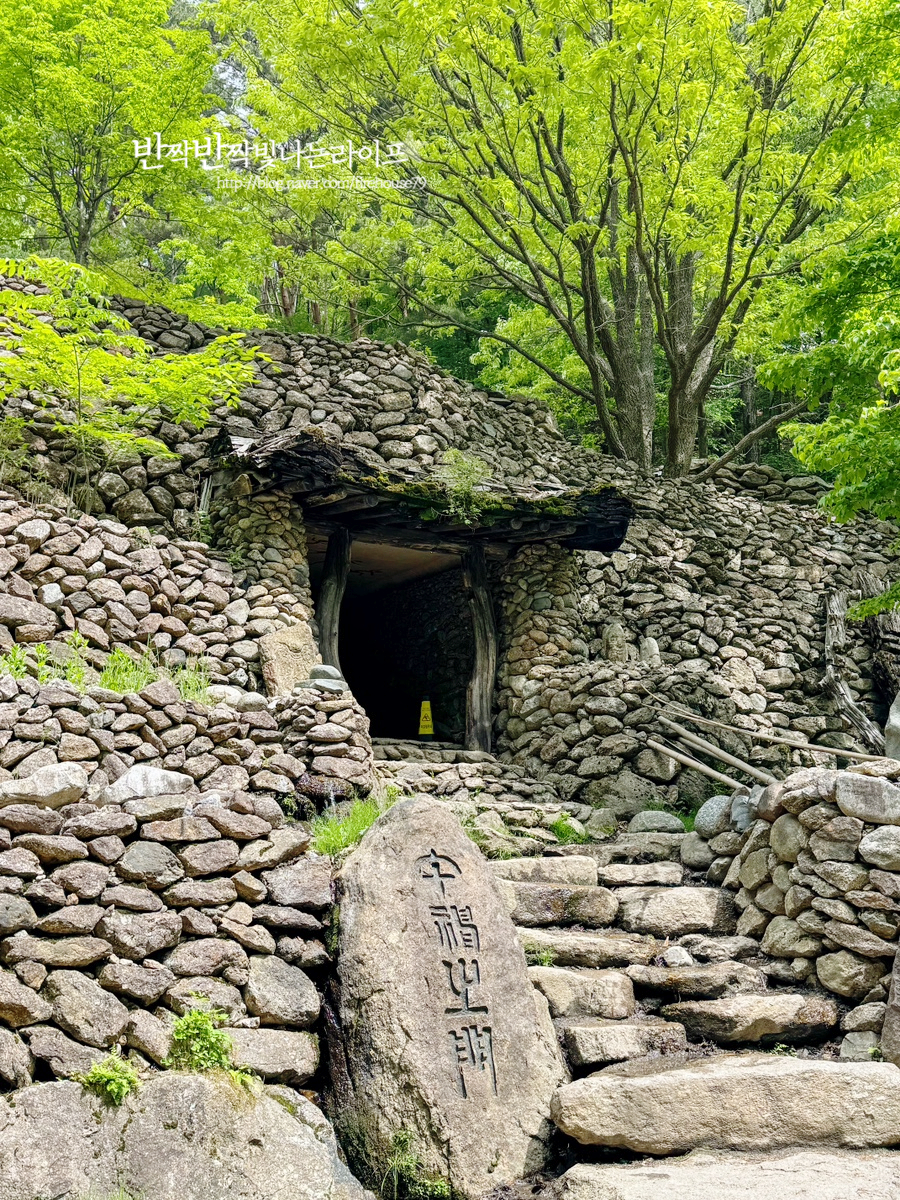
219, 0, 900, 473
0, 0, 215, 265
773, 232, 900, 613
0, 257, 259, 498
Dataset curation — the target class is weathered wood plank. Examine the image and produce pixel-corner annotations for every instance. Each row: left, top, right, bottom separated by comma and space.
463, 545, 497, 753
318, 527, 352, 673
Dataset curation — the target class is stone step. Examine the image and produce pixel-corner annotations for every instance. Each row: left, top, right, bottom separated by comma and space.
491, 856, 598, 886
562, 1018, 687, 1068
528, 965, 634, 1020
559, 1149, 900, 1200
660, 992, 840, 1045
498, 879, 618, 927
551, 1054, 900, 1154
371, 737, 463, 750
598, 861, 683, 887
517, 927, 659, 968
626, 961, 768, 997
374, 743, 494, 763
608, 832, 685, 862
612, 886, 736, 937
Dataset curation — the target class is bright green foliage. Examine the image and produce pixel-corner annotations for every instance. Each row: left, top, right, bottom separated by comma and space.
166, 1008, 233, 1073
549, 816, 590, 846
0, 632, 90, 687
381, 1130, 451, 1200
433, 450, 491, 524
219, 0, 900, 473
312, 796, 393, 856
0, 258, 259, 492
768, 235, 900, 615
0, 0, 214, 265
98, 648, 158, 695
75, 1052, 141, 1106
773, 234, 900, 522
0, 416, 28, 486
98, 648, 211, 703
0, 644, 28, 678
173, 659, 211, 705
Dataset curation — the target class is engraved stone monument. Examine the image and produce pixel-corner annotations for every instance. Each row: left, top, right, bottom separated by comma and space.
332, 797, 567, 1198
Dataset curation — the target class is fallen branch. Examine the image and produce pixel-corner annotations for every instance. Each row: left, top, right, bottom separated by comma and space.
690, 398, 810, 483
824, 590, 886, 754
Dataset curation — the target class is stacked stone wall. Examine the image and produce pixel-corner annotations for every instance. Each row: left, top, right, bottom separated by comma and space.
701, 765, 900, 1011
0, 493, 371, 803
0, 761, 331, 1093
494, 479, 898, 809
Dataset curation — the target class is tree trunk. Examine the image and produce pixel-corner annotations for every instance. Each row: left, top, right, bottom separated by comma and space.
740, 373, 759, 462
665, 340, 716, 477
603, 247, 656, 469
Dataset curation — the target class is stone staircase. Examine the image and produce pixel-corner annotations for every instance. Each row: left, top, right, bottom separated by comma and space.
487, 844, 900, 1199
372, 745, 601, 857
371, 737, 496, 764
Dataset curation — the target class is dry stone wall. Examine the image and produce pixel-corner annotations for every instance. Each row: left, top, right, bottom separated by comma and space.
4, 282, 900, 825
0, 491, 373, 804
697, 763, 900, 1013
494, 478, 897, 809
0, 761, 333, 1093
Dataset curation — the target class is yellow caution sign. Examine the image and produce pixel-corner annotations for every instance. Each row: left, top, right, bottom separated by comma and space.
419, 697, 434, 740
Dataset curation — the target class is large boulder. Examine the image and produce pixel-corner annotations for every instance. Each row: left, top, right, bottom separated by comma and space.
243, 956, 320, 1027
42, 971, 129, 1048
583, 770, 668, 817
100, 766, 193, 806
334, 797, 567, 1198
228, 1028, 319, 1084
0, 595, 57, 632
615, 887, 736, 937
0, 1074, 371, 1200
528, 967, 634, 1020
550, 1055, 900, 1154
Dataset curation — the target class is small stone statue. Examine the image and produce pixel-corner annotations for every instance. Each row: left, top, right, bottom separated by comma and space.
601, 621, 629, 664
639, 636, 662, 668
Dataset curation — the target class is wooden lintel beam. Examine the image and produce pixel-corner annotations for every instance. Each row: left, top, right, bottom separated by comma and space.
310, 494, 380, 517
305, 488, 350, 508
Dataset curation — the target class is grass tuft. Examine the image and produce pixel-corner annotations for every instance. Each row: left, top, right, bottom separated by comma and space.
381, 1129, 451, 1200
549, 815, 590, 845
98, 647, 158, 693
524, 945, 556, 967
312, 795, 391, 855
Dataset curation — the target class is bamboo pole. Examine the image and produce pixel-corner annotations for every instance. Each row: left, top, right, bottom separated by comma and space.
645, 700, 884, 763
657, 715, 779, 785
645, 739, 745, 789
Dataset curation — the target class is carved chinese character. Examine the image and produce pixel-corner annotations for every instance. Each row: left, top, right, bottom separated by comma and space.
448, 1024, 498, 1098
430, 904, 480, 950
443, 957, 488, 1015
416, 849, 462, 896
